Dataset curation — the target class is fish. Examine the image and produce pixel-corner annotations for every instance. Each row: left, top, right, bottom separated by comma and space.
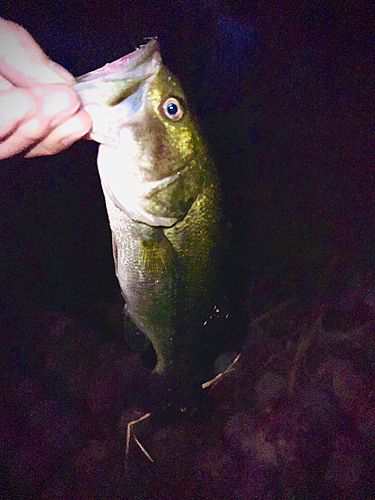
74, 39, 225, 381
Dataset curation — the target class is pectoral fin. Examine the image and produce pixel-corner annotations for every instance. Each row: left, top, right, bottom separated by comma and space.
112, 234, 119, 277
140, 229, 177, 277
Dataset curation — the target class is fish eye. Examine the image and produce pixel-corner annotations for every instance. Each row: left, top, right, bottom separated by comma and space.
162, 97, 184, 122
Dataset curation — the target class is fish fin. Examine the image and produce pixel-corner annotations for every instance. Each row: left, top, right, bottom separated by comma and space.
112, 235, 119, 276
123, 306, 151, 352
140, 230, 177, 277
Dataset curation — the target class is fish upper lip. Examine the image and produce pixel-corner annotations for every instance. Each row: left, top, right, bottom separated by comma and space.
76, 38, 160, 84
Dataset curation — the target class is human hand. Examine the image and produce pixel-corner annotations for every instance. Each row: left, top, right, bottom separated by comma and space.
0, 18, 92, 159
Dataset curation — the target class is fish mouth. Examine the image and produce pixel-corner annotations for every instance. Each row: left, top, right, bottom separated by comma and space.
75, 38, 161, 106
77, 38, 160, 81
75, 38, 161, 147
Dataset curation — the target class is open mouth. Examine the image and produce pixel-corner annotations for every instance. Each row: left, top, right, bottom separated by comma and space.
75, 38, 160, 89
74, 38, 162, 147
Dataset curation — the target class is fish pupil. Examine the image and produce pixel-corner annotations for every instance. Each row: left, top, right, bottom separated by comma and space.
167, 102, 178, 115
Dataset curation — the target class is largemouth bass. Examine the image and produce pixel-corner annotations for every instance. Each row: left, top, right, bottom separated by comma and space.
75, 39, 225, 380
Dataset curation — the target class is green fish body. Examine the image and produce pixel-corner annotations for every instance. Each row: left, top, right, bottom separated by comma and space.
75, 40, 224, 378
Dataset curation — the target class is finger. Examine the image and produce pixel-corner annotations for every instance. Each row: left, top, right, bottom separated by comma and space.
0, 19, 75, 86
25, 109, 93, 157
0, 88, 39, 140
30, 84, 81, 125
0, 75, 13, 91
0, 84, 87, 159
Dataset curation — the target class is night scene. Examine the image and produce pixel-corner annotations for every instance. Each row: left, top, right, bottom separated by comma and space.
1, 1, 374, 499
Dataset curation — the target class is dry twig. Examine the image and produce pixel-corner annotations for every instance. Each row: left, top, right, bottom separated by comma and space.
202, 353, 241, 390
252, 298, 294, 325
125, 412, 153, 467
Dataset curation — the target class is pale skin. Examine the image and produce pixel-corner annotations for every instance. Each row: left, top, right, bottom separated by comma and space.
0, 18, 92, 159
